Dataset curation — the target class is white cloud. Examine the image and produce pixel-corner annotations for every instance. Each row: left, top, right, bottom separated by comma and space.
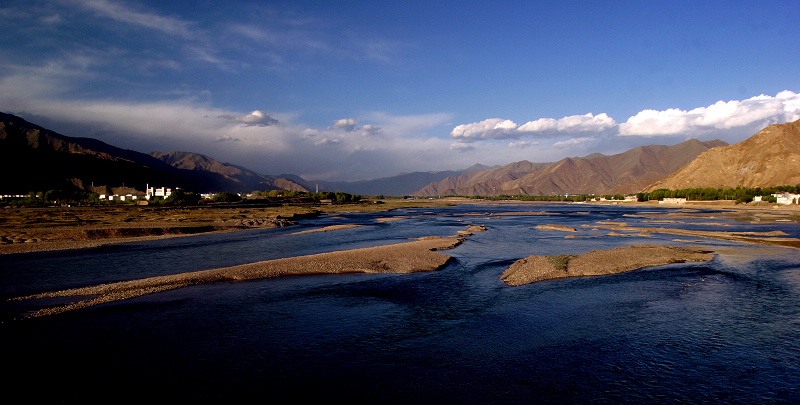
450, 118, 519, 141
215, 135, 240, 143
452, 113, 616, 142
219, 110, 279, 127
519, 113, 616, 134
314, 137, 341, 146
330, 118, 358, 132
553, 137, 596, 149
452, 92, 800, 147
360, 124, 382, 136
619, 91, 800, 136
508, 141, 536, 149
0, 59, 461, 180
72, 0, 196, 38
450, 143, 475, 152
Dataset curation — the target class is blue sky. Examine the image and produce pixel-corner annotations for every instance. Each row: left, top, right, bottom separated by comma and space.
2, 0, 799, 181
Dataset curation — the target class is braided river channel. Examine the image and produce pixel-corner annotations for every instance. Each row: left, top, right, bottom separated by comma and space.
3, 203, 800, 403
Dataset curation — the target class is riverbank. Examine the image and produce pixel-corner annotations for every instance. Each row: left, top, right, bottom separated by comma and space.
0, 200, 456, 254
1, 199, 798, 255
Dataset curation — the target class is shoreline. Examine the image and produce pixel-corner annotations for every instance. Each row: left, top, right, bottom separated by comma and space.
0, 200, 454, 255
1, 199, 798, 255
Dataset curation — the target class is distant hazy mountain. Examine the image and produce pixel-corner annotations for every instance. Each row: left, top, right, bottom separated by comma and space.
0, 113, 307, 194
318, 164, 494, 196
149, 151, 308, 192
413, 139, 727, 196
646, 119, 800, 191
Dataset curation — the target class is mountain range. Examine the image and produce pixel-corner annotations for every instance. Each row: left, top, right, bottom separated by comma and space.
2, 112, 798, 197
412, 139, 727, 196
0, 112, 485, 195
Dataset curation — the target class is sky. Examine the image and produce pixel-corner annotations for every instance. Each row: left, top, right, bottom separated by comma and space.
1, 0, 799, 181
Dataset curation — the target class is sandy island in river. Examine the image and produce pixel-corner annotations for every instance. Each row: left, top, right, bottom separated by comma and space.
287, 224, 363, 235
12, 234, 469, 318
500, 245, 716, 286
588, 223, 800, 249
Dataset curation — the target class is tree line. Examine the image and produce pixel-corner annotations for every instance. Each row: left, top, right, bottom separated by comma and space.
250, 190, 363, 203
6, 185, 799, 207
636, 185, 800, 204
433, 184, 800, 204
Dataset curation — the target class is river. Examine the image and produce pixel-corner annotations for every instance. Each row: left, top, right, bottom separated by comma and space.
2, 204, 799, 403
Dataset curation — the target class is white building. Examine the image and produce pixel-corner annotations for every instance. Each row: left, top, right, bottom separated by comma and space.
146, 186, 172, 200
659, 198, 687, 205
753, 193, 799, 205
775, 193, 800, 205
104, 194, 139, 202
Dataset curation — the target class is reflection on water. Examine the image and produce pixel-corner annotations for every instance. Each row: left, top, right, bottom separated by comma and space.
2, 204, 799, 403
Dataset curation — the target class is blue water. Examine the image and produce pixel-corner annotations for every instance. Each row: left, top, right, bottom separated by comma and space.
2, 204, 800, 403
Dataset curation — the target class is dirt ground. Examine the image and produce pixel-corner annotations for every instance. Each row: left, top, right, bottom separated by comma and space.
0, 200, 455, 254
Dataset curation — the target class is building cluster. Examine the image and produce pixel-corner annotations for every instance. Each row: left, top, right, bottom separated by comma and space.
100, 186, 173, 202
99, 193, 140, 202
659, 198, 687, 204
145, 186, 172, 200
754, 192, 800, 205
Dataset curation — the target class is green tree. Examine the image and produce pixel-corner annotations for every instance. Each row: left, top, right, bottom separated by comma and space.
165, 190, 201, 206
213, 192, 242, 203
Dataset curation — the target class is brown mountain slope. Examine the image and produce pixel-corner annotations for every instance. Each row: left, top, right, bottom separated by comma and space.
646, 119, 800, 191
413, 160, 551, 196
149, 151, 308, 192
413, 139, 726, 196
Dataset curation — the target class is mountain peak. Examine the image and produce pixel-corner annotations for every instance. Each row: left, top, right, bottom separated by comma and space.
646, 119, 800, 191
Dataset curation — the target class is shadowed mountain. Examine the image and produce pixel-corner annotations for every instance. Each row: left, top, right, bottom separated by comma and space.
0, 113, 308, 194
149, 151, 308, 193
318, 164, 495, 196
413, 139, 727, 197
646, 119, 800, 191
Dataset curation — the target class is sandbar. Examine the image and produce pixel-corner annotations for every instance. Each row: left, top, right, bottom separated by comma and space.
592, 223, 800, 249
500, 244, 715, 286
494, 211, 551, 216
376, 217, 406, 223
536, 224, 577, 232
457, 224, 488, 236
288, 224, 362, 235
13, 235, 465, 318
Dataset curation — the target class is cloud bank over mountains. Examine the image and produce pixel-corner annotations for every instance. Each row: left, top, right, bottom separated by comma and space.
618, 91, 800, 136
2, 68, 798, 181
451, 91, 800, 147
451, 113, 616, 142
